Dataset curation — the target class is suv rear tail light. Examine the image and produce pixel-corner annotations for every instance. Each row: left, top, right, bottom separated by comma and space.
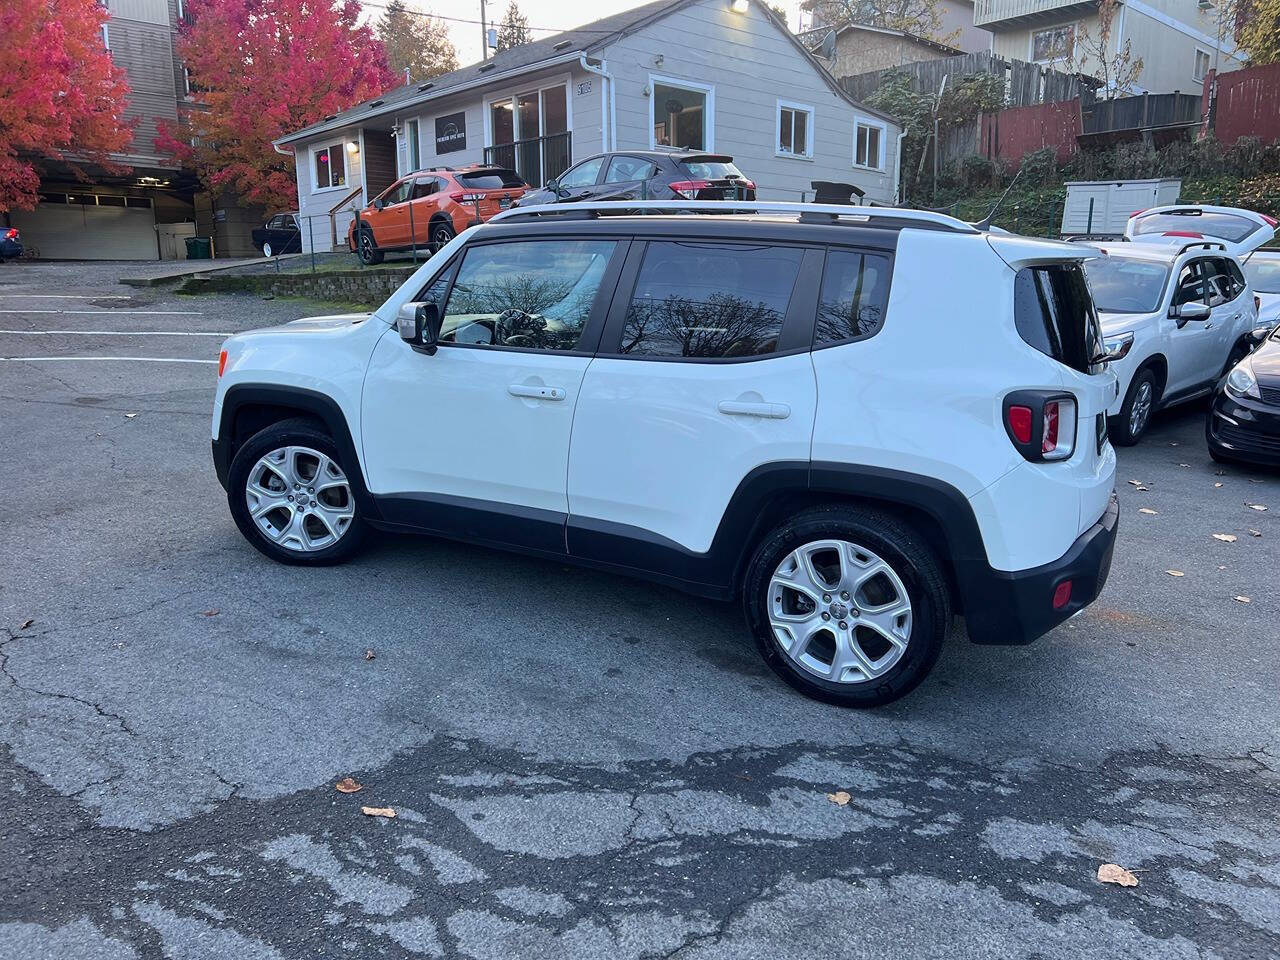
449, 191, 485, 202
1003, 391, 1077, 462
3, 228, 16, 239
1162, 230, 1203, 238
1263, 214, 1278, 228
669, 179, 711, 198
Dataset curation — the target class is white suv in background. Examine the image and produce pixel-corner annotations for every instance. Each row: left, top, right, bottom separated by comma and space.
1081, 205, 1273, 445
212, 201, 1118, 707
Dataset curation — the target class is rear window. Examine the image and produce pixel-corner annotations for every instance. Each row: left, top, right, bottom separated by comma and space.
456, 169, 526, 189
1132, 210, 1259, 242
1244, 257, 1280, 294
814, 249, 892, 344
1013, 264, 1104, 374
680, 160, 744, 180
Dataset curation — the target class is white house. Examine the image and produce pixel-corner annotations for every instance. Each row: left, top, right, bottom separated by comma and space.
273, 0, 904, 253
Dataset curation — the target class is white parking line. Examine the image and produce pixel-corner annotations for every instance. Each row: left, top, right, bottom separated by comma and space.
0, 294, 133, 299
0, 309, 202, 315
0, 356, 217, 365
0, 329, 231, 337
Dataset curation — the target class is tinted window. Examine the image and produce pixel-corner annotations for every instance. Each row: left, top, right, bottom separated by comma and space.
380, 181, 412, 206
680, 160, 744, 180
1172, 262, 1206, 306
605, 156, 656, 183
457, 169, 526, 189
621, 241, 802, 359
440, 240, 616, 351
1244, 256, 1280, 294
1013, 264, 1104, 374
411, 178, 439, 200
1082, 257, 1169, 313
815, 249, 891, 344
558, 158, 604, 189
1132, 211, 1260, 243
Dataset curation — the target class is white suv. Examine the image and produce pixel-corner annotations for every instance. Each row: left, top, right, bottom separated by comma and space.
1080, 205, 1273, 445
212, 201, 1119, 707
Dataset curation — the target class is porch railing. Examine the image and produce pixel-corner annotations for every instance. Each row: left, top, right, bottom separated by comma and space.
484, 131, 571, 188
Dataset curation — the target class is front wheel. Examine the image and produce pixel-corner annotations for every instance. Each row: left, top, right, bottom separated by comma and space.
226, 419, 367, 565
357, 228, 384, 265
262, 241, 273, 258
1110, 367, 1158, 446
743, 504, 950, 708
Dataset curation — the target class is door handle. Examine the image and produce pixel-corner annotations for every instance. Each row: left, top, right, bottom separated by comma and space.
718, 400, 790, 419
508, 383, 565, 401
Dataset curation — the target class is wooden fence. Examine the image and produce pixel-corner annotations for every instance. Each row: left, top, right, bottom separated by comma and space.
1204, 62, 1280, 146
840, 51, 1091, 107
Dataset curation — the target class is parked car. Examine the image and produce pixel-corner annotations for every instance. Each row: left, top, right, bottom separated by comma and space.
1242, 249, 1280, 329
348, 166, 527, 265
1078, 204, 1274, 445
1207, 321, 1280, 466
251, 214, 301, 258
514, 152, 755, 207
212, 200, 1118, 708
0, 226, 22, 262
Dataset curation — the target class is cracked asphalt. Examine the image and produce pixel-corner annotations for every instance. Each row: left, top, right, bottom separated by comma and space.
1, 260, 1277, 959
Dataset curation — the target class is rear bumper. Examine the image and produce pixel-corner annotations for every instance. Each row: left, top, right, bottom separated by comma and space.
1206, 387, 1280, 465
963, 492, 1119, 645
0, 239, 22, 258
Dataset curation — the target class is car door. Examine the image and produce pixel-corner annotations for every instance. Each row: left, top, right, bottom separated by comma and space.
597, 156, 658, 201
552, 157, 606, 202
1204, 257, 1248, 355
1166, 258, 1223, 392
406, 177, 442, 246
371, 180, 414, 247
361, 235, 628, 552
566, 237, 820, 580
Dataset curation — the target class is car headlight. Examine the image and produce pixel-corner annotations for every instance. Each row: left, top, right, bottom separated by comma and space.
1103, 332, 1134, 361
1226, 358, 1260, 399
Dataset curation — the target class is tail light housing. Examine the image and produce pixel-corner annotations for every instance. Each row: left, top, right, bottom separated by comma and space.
3, 228, 16, 239
449, 192, 485, 202
1262, 214, 1278, 228
1003, 391, 1077, 462
669, 179, 711, 199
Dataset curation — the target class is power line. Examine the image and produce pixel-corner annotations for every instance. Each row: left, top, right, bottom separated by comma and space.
355, 0, 626, 35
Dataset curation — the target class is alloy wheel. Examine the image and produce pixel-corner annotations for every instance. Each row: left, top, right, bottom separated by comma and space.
262, 241, 273, 258
359, 231, 375, 262
768, 539, 912, 684
245, 445, 354, 553
430, 224, 453, 253
1130, 380, 1153, 437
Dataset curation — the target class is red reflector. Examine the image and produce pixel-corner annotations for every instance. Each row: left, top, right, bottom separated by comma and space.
218, 349, 228, 377
1163, 230, 1203, 238
1052, 580, 1073, 610
1042, 401, 1060, 454
1008, 405, 1033, 444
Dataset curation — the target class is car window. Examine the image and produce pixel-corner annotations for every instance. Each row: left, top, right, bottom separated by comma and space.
1202, 259, 1233, 306
558, 158, 604, 189
1082, 257, 1169, 313
680, 160, 744, 180
440, 239, 617, 352
604, 156, 655, 184
381, 181, 412, 206
1012, 263, 1104, 375
411, 178, 439, 200
814, 249, 891, 345
1244, 256, 1280, 294
1172, 261, 1206, 306
620, 241, 803, 359
285, 215, 297, 229
1224, 259, 1247, 299
1132, 210, 1261, 243
266, 216, 282, 229
457, 169, 526, 189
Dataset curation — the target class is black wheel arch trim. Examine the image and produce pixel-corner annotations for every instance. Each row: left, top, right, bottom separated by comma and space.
213, 384, 381, 520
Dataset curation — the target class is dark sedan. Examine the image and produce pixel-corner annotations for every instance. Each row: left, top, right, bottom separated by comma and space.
251, 213, 301, 257
1207, 322, 1280, 467
515, 151, 755, 207
0, 226, 22, 262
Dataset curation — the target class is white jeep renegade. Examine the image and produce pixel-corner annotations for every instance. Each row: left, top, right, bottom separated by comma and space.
213, 201, 1119, 707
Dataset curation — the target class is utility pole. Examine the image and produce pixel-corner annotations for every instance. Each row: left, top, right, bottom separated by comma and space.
481, 0, 489, 59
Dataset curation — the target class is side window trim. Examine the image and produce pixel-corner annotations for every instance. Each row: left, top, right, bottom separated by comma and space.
809, 245, 896, 350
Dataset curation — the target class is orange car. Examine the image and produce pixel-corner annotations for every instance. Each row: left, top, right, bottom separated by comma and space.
348, 166, 528, 264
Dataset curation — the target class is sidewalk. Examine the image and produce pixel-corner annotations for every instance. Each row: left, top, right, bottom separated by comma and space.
118, 253, 306, 287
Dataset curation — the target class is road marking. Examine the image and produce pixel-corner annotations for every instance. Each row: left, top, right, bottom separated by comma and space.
0, 294, 133, 299
0, 309, 202, 315
0, 329, 231, 337
0, 356, 217, 365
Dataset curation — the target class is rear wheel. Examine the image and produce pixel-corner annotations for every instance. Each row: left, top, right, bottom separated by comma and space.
262, 241, 274, 258
743, 504, 950, 708
1110, 367, 1158, 446
429, 218, 455, 253
357, 228, 384, 265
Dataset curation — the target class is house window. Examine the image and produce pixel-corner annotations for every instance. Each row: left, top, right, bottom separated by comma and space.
1194, 48, 1212, 83
854, 120, 884, 171
650, 76, 713, 151
313, 142, 347, 190
407, 119, 421, 171
484, 81, 570, 186
777, 100, 813, 159
1031, 24, 1074, 64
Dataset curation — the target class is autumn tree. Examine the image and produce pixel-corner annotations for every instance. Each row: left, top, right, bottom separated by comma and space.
378, 0, 459, 83
1236, 0, 1280, 65
0, 0, 133, 212
157, 0, 396, 209
495, 2, 533, 52
801, 0, 958, 45
1068, 0, 1143, 95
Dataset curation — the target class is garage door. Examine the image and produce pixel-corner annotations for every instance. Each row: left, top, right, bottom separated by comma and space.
11, 197, 158, 260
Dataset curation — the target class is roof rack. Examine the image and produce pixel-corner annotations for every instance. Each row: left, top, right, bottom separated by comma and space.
1176, 240, 1227, 255
488, 200, 978, 233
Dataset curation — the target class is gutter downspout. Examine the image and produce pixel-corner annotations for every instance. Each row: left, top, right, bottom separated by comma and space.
894, 127, 904, 205
579, 53, 615, 152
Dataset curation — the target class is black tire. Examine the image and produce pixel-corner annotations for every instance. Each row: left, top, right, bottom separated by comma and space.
1110, 366, 1159, 446
226, 418, 367, 566
357, 227, 384, 265
429, 218, 456, 253
742, 504, 951, 708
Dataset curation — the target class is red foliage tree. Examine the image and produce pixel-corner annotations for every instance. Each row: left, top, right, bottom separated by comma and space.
0, 0, 133, 212
158, 0, 396, 209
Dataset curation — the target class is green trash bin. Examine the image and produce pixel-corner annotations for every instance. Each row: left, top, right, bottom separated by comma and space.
185, 236, 212, 260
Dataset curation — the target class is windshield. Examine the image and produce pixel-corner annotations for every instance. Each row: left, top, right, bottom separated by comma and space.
1132, 211, 1259, 242
1082, 257, 1170, 313
1244, 256, 1280, 294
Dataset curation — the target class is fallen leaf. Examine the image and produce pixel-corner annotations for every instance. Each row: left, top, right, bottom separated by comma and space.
124, 413, 138, 419
1234, 595, 1251, 604
1171, 442, 1180, 447
1214, 482, 1223, 488
1212, 534, 1238, 543
361, 806, 396, 818
1097, 863, 1140, 887
1139, 508, 1158, 515
18, 618, 33, 630
336, 777, 363, 794
364, 648, 376, 661
1218, 565, 1227, 570
826, 791, 851, 806
1249, 529, 1262, 538
1135, 485, 1149, 491
1165, 570, 1185, 577
1249, 478, 1263, 483
1248, 504, 1268, 512
1178, 463, 1191, 468
201, 609, 219, 617
1127, 479, 1143, 487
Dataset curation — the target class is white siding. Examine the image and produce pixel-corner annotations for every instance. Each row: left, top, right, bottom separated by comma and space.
294, 129, 364, 253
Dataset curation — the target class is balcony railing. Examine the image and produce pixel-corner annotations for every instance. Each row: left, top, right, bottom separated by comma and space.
973, 0, 1097, 27
484, 131, 571, 188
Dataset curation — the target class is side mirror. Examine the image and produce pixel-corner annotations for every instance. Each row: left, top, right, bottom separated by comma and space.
1169, 301, 1211, 328
397, 301, 441, 355
1246, 324, 1274, 349
372, 198, 385, 211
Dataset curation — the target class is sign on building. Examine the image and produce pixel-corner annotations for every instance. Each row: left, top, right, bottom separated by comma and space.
435, 113, 466, 154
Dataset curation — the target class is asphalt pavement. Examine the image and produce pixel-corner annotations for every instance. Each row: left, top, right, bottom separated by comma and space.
1, 260, 1277, 959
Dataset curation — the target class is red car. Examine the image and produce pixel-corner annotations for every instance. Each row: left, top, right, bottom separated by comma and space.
348, 166, 527, 264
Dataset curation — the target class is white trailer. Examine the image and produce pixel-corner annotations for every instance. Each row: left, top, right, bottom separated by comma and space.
1061, 179, 1181, 237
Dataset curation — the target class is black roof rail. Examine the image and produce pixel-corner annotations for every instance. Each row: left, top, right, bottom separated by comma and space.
1177, 240, 1227, 255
